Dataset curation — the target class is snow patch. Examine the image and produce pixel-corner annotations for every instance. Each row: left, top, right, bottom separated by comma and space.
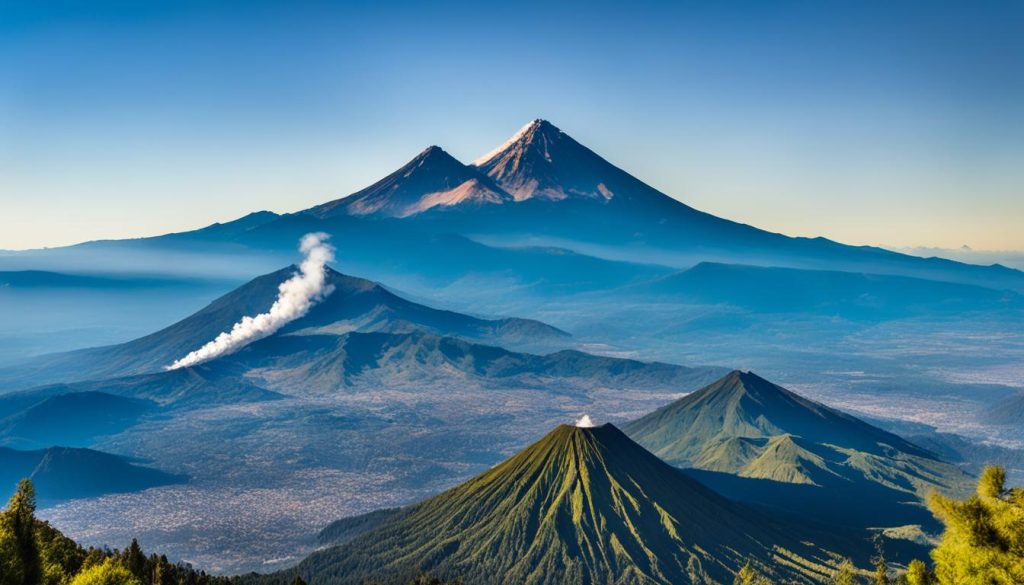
471, 119, 540, 166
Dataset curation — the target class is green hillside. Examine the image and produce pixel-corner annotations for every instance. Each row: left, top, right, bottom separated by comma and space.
283, 424, 836, 585
622, 371, 974, 532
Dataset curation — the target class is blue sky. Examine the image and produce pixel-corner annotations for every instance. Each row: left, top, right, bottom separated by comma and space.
2, 0, 1022, 250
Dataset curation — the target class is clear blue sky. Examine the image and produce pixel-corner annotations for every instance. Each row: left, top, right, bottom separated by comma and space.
2, 0, 1022, 250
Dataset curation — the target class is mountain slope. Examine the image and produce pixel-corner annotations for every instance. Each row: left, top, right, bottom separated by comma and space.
0, 391, 155, 448
223, 329, 723, 394
0, 365, 283, 417
623, 371, 932, 460
0, 446, 185, 503
622, 371, 973, 528
474, 119, 673, 206
0, 266, 567, 389
308, 146, 512, 219
286, 424, 833, 585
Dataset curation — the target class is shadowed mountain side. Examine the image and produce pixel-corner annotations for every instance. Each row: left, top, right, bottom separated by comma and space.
0, 391, 155, 449
0, 365, 282, 416
0, 446, 186, 503
679, 469, 936, 564
265, 424, 836, 585
0, 266, 569, 390
318, 508, 407, 547
681, 467, 933, 530
630, 262, 1021, 319
220, 330, 725, 394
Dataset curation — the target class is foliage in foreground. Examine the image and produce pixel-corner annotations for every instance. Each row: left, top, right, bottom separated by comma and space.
0, 479, 231, 585
5, 465, 1024, 584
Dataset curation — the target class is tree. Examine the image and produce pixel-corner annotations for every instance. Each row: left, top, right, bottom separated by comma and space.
902, 559, 933, 585
0, 479, 42, 585
927, 465, 1024, 585
831, 559, 860, 585
121, 538, 146, 581
290, 576, 307, 585
872, 534, 890, 585
69, 558, 141, 585
734, 561, 773, 585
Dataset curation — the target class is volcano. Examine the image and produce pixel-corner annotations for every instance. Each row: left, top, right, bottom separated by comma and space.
288, 423, 833, 585
308, 146, 512, 219
0, 266, 567, 389
622, 371, 974, 529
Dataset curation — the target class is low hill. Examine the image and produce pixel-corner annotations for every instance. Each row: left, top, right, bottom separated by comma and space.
0, 446, 185, 503
228, 329, 723, 394
0, 391, 155, 448
0, 364, 283, 415
280, 424, 835, 585
982, 392, 1024, 426
623, 371, 974, 529
634, 262, 1021, 319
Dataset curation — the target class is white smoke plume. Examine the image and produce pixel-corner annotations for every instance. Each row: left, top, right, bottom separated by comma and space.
167, 233, 336, 370
575, 414, 596, 428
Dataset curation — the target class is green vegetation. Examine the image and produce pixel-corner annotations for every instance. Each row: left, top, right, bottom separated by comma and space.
0, 479, 231, 585
726, 466, 1024, 585
623, 371, 971, 499
5, 444, 1022, 585
918, 466, 1023, 584
622, 371, 974, 533
274, 423, 834, 585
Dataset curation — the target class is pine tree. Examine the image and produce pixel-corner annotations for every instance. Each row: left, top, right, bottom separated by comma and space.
290, 576, 307, 585
0, 479, 42, 585
902, 559, 933, 585
928, 465, 1024, 585
69, 557, 141, 585
734, 561, 773, 585
831, 559, 860, 585
122, 539, 146, 581
872, 534, 890, 585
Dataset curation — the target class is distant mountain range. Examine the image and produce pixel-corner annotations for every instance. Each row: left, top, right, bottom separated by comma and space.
0, 445, 184, 503
3, 119, 1022, 301
622, 371, 973, 529
0, 391, 155, 449
278, 424, 835, 585
632, 262, 1021, 319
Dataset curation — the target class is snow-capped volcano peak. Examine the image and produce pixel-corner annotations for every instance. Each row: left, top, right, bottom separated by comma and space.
471, 118, 660, 204
471, 119, 543, 166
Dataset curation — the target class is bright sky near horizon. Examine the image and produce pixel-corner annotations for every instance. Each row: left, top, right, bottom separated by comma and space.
1, 0, 1022, 251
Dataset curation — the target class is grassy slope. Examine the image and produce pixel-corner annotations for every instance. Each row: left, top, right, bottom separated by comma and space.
286, 425, 835, 585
